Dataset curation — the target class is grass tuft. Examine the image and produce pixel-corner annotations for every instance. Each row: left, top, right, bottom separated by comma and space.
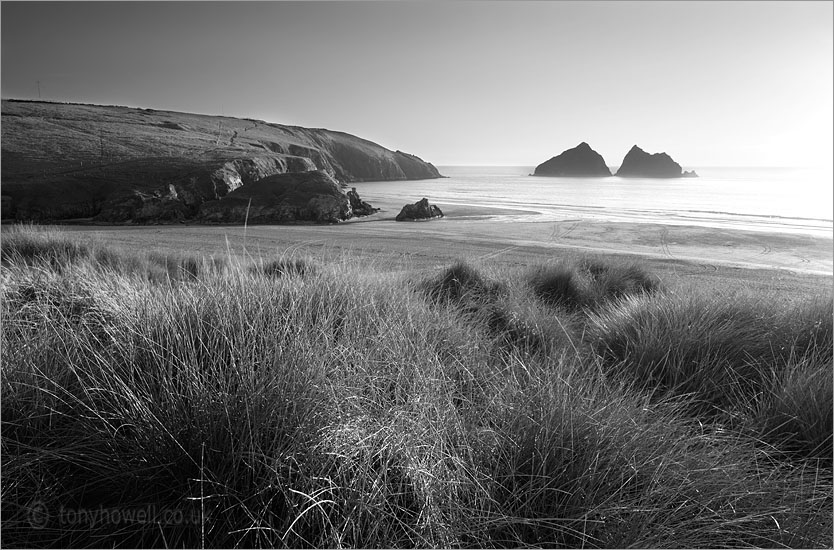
528, 259, 661, 313
252, 257, 316, 278
422, 260, 503, 304
581, 259, 661, 302
529, 264, 583, 311
587, 289, 833, 434
757, 358, 833, 462
1, 224, 92, 270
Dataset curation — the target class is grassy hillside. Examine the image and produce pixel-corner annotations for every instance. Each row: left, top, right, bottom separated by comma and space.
1, 225, 832, 548
0, 100, 441, 221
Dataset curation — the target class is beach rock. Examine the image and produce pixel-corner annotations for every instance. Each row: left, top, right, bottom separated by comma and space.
199, 170, 366, 224
347, 187, 378, 216
1, 99, 442, 222
395, 198, 444, 221
616, 145, 686, 178
533, 142, 612, 177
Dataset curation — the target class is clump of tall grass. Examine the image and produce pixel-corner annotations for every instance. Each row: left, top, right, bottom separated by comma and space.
1, 224, 92, 269
2, 247, 500, 547
1, 223, 228, 283
2, 264, 404, 546
453, 365, 831, 549
528, 259, 660, 312
580, 259, 661, 303
2, 226, 832, 548
420, 261, 579, 355
756, 358, 833, 462
586, 290, 834, 438
421, 260, 505, 305
250, 256, 316, 278
528, 264, 583, 311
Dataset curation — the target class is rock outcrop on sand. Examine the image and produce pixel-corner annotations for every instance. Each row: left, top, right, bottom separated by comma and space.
199, 171, 363, 224
395, 198, 444, 221
1, 100, 442, 222
615, 145, 696, 178
346, 187, 378, 217
533, 142, 612, 177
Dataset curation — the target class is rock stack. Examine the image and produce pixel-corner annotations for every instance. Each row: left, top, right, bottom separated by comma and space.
533, 142, 612, 177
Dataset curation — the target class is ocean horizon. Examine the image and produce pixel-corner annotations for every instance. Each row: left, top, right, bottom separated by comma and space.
355, 165, 833, 237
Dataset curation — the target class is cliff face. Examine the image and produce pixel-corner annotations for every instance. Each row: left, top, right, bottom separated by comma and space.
392, 151, 441, 180
199, 171, 358, 224
615, 145, 685, 178
1, 100, 442, 222
533, 142, 611, 177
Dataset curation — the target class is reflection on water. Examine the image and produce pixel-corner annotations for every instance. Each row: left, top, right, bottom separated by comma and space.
355, 166, 833, 237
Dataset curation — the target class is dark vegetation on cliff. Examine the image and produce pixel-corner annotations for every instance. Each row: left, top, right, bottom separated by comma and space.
2, 225, 831, 548
0, 100, 442, 222
533, 142, 612, 177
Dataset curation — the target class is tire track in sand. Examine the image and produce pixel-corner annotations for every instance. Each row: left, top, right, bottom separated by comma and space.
479, 245, 520, 261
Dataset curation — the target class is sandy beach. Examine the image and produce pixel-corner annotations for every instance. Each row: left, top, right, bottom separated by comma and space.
56, 200, 832, 292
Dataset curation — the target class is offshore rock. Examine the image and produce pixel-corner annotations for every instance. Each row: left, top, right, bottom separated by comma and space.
395, 198, 444, 221
616, 145, 687, 178
533, 142, 612, 177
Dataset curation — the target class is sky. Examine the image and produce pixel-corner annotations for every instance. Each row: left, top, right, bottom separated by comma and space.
2, 1, 832, 168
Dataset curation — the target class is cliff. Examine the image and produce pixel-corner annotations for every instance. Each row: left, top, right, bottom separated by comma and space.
533, 142, 611, 177
199, 171, 358, 224
615, 145, 692, 178
0, 100, 442, 222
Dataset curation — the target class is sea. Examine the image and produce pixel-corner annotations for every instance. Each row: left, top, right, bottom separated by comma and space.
355, 166, 834, 238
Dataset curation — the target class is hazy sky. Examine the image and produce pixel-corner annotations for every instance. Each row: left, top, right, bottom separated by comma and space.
2, 1, 832, 168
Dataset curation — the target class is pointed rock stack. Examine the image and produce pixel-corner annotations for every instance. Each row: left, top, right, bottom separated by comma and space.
533, 142, 612, 177
616, 145, 694, 178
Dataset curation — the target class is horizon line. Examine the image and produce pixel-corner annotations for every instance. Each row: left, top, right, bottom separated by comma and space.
2, 98, 828, 172
436, 164, 822, 170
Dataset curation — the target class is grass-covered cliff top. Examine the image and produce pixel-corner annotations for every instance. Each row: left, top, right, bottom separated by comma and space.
1, 100, 441, 221
2, 225, 831, 548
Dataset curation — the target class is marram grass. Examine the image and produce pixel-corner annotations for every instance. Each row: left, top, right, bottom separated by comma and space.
1, 225, 831, 548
